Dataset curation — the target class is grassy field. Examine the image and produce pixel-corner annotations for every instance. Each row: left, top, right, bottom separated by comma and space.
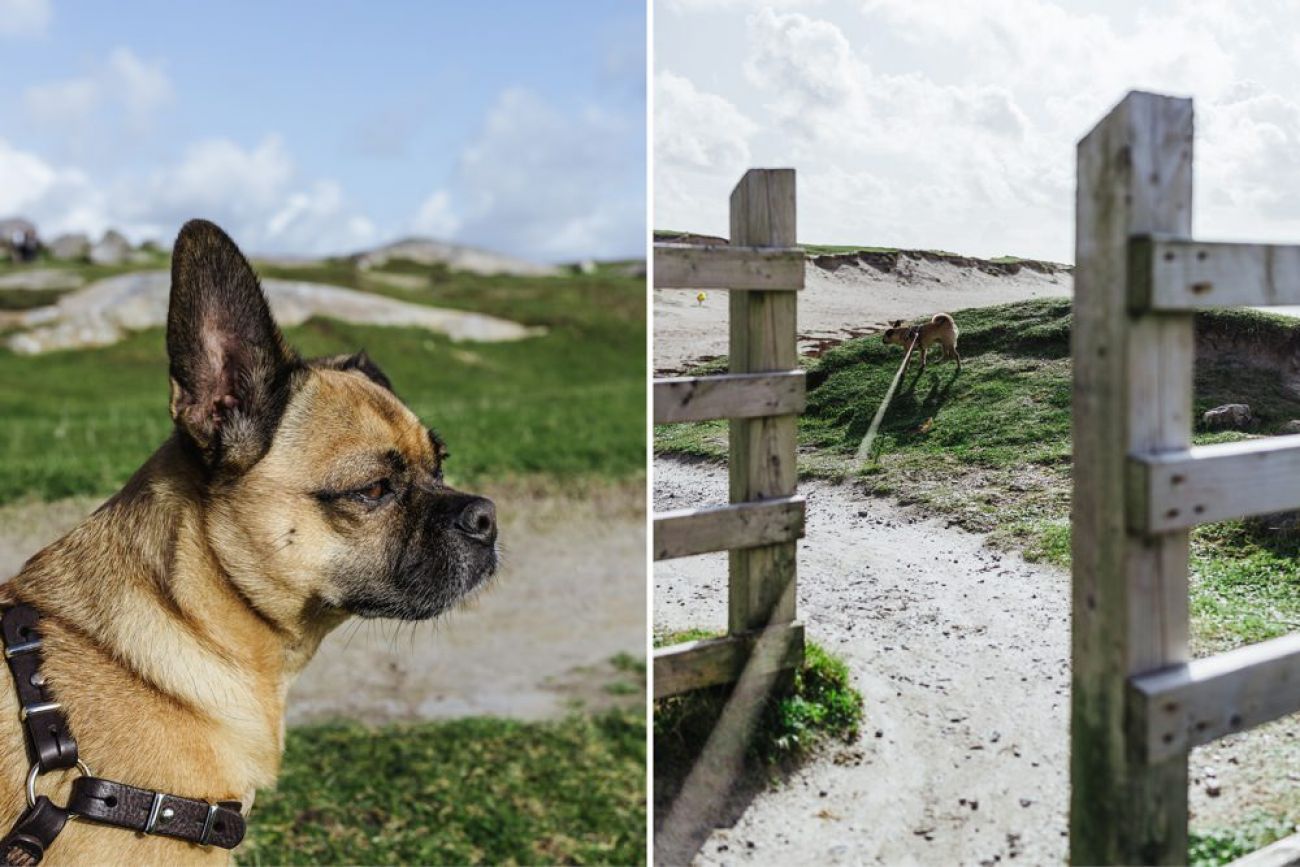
240, 708, 645, 866
0, 260, 644, 503
656, 298, 1300, 654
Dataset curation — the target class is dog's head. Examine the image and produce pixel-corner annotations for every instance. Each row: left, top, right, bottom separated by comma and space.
881, 319, 909, 348
165, 219, 497, 625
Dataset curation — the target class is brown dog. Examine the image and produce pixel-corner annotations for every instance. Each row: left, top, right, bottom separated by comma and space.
0, 220, 499, 863
882, 313, 961, 371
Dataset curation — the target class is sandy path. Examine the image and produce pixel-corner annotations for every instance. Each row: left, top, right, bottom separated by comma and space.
654, 457, 1292, 865
0, 481, 645, 723
654, 259, 1071, 373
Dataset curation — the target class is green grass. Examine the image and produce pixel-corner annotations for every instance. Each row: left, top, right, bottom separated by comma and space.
1190, 814, 1295, 866
0, 263, 644, 503
238, 709, 645, 866
653, 634, 862, 772
656, 299, 1300, 651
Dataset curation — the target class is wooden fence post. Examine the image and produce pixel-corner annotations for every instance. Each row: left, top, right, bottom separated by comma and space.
1072, 91, 1195, 864
728, 169, 799, 636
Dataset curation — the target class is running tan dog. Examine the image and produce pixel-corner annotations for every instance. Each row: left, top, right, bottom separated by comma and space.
882, 313, 962, 371
0, 220, 499, 863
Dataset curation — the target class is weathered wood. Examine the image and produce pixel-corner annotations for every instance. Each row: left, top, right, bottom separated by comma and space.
1129, 633, 1300, 764
728, 169, 800, 634
653, 243, 805, 291
1128, 435, 1300, 533
654, 371, 806, 424
1228, 830, 1300, 867
653, 496, 805, 561
1071, 91, 1194, 865
652, 622, 805, 700
1131, 236, 1300, 310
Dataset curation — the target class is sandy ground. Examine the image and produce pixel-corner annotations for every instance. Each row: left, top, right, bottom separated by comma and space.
654, 457, 1299, 866
654, 259, 1072, 373
0, 480, 646, 723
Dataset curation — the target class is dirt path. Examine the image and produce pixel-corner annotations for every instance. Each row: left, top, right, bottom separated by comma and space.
654, 457, 1292, 865
654, 259, 1071, 373
1, 480, 645, 723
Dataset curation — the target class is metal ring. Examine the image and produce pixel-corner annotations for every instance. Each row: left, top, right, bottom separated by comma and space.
25, 759, 92, 809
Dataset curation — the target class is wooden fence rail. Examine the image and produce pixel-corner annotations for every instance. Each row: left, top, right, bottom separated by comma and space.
1072, 90, 1300, 865
652, 169, 806, 701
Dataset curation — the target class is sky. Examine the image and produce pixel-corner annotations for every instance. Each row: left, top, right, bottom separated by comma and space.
0, 0, 646, 261
655, 0, 1300, 264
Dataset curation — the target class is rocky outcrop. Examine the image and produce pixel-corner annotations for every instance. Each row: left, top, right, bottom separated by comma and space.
4, 271, 544, 354
47, 233, 90, 261
88, 230, 132, 266
353, 237, 561, 277
1202, 403, 1253, 431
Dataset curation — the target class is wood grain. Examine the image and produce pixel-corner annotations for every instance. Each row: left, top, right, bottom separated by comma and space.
1131, 236, 1300, 310
653, 244, 805, 291
1071, 91, 1193, 865
1129, 633, 1300, 763
653, 496, 805, 561
653, 371, 805, 424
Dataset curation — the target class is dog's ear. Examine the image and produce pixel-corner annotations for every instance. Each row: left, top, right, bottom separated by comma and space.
890, 319, 904, 328
315, 350, 394, 393
166, 219, 298, 472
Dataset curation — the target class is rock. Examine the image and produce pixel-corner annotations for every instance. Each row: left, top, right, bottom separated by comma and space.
4, 270, 543, 354
0, 269, 85, 292
89, 230, 132, 266
1201, 403, 1252, 431
46, 233, 90, 261
354, 237, 561, 277
576, 259, 598, 275
0, 217, 40, 263
1284, 420, 1300, 435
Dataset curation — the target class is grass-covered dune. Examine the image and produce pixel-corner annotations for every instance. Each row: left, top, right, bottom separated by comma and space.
0, 264, 645, 503
657, 299, 1300, 653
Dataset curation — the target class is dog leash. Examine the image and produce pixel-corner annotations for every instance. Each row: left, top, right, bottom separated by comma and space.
0, 603, 245, 864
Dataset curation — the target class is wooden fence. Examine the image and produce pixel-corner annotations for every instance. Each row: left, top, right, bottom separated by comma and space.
652, 168, 806, 699
1073, 90, 1300, 865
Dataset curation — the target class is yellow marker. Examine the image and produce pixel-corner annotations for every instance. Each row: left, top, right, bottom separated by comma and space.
696, 292, 706, 306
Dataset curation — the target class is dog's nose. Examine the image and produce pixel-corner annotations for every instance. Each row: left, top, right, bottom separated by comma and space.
455, 497, 497, 545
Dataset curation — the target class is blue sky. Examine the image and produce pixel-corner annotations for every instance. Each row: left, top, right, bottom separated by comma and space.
0, 0, 646, 261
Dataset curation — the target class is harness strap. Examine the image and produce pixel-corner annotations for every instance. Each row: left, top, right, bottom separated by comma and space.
67, 778, 244, 849
0, 603, 246, 861
0, 607, 77, 773
0, 798, 67, 866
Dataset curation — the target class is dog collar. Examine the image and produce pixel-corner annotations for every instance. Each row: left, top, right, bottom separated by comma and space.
0, 602, 245, 863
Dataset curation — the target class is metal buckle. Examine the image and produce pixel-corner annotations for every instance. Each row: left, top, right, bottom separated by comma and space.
199, 803, 219, 845
19, 701, 60, 721
144, 791, 164, 834
5, 639, 42, 659
25, 759, 91, 809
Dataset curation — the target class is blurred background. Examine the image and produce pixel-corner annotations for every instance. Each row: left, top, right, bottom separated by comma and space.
0, 1, 646, 863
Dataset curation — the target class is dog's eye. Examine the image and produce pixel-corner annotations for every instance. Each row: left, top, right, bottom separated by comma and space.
350, 480, 391, 504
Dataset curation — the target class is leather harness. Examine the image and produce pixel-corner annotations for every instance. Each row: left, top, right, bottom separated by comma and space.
0, 603, 246, 864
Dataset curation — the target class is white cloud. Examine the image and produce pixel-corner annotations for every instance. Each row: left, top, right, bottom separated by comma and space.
745, 8, 859, 118
412, 190, 461, 238
658, 0, 1300, 261
0, 134, 376, 255
0, 0, 50, 37
23, 48, 173, 137
656, 71, 756, 171
408, 87, 644, 261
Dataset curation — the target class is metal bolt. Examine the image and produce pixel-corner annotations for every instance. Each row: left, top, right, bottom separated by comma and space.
28, 673, 45, 688
160, 807, 175, 823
